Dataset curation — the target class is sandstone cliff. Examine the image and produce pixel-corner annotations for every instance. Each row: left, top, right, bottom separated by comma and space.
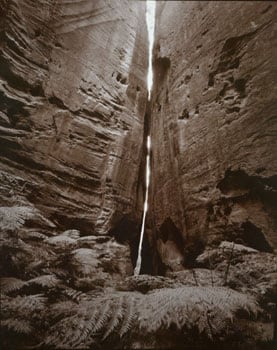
0, 0, 148, 237
1, 1, 276, 348
150, 1, 277, 271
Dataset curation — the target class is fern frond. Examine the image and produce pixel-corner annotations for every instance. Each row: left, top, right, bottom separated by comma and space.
42, 268, 69, 279
69, 302, 103, 348
119, 295, 137, 338
46, 298, 105, 349
0, 277, 26, 294
44, 286, 260, 348
138, 287, 259, 338
2, 294, 47, 316
48, 301, 78, 320
102, 296, 125, 339
1, 318, 33, 334
44, 314, 81, 349
91, 299, 113, 334
0, 206, 34, 231
62, 287, 88, 303
27, 274, 61, 288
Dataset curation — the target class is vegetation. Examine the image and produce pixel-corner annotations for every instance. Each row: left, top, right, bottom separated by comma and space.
0, 206, 275, 349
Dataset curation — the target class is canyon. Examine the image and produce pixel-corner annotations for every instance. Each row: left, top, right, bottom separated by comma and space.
0, 0, 276, 349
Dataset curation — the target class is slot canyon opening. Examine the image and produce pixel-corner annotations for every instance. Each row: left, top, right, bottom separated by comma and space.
156, 217, 186, 271
108, 216, 154, 275
133, 0, 156, 276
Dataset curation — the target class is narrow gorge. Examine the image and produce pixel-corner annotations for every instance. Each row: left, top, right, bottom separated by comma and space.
0, 1, 276, 349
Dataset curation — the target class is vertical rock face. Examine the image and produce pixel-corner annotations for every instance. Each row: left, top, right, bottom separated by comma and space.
0, 0, 148, 235
150, 1, 277, 271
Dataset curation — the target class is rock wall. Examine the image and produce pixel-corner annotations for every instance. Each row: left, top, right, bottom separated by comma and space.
0, 0, 148, 236
150, 1, 277, 271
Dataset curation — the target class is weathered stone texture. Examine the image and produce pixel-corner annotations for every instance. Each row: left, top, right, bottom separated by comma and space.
150, 1, 277, 270
0, 0, 148, 235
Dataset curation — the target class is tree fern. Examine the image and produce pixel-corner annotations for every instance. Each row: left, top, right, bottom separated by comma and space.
138, 287, 259, 338
43, 286, 260, 348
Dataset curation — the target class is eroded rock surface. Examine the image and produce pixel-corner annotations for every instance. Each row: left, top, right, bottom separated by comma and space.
0, 0, 148, 237
0, 2, 276, 348
149, 1, 277, 270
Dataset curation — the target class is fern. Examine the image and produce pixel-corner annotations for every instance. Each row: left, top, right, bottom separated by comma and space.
0, 277, 26, 294
48, 301, 78, 320
138, 287, 259, 337
102, 295, 125, 339
45, 299, 102, 349
119, 294, 137, 338
91, 299, 114, 334
1, 294, 46, 344
44, 286, 259, 348
62, 287, 88, 303
1, 318, 33, 334
2, 294, 47, 317
70, 301, 106, 348
44, 314, 82, 349
27, 274, 61, 288
0, 206, 34, 231
43, 267, 69, 279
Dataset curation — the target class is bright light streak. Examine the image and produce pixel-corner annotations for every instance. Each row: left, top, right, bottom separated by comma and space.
134, 135, 151, 276
146, 1, 156, 99
147, 135, 151, 150
134, 1, 155, 276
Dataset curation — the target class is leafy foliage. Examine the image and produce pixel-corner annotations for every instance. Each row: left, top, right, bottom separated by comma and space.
0, 206, 34, 231
2, 294, 47, 316
27, 274, 61, 288
1, 318, 33, 334
0, 277, 26, 294
43, 287, 259, 348
0, 205, 274, 349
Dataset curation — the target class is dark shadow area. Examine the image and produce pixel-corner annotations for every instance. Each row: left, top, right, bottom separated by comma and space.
153, 55, 171, 90
217, 168, 277, 206
155, 217, 187, 270
184, 237, 206, 268
50, 212, 95, 236
216, 169, 276, 252
0, 91, 30, 128
241, 220, 273, 253
159, 217, 184, 250
109, 215, 140, 267
108, 215, 155, 274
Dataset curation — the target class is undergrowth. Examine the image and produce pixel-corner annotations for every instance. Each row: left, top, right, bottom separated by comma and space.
0, 206, 274, 349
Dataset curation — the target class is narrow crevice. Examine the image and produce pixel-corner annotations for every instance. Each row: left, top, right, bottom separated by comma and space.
133, 0, 156, 275
134, 103, 152, 275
